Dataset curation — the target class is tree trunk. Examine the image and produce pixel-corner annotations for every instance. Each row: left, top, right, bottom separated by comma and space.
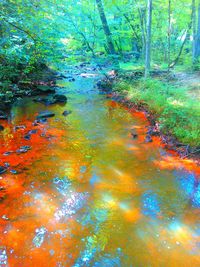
137, 4, 146, 59
170, 1, 193, 67
170, 30, 190, 68
194, 1, 200, 60
145, 0, 153, 78
192, 0, 196, 63
96, 0, 116, 54
168, 0, 171, 72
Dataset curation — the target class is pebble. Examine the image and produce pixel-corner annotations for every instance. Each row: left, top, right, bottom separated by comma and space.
62, 110, 72, 116
10, 170, 18, 174
0, 125, 4, 131
0, 166, 7, 174
36, 111, 55, 120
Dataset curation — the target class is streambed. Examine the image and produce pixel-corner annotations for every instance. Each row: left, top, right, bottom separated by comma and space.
0, 73, 199, 267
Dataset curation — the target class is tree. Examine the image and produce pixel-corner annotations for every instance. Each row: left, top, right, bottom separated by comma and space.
96, 0, 116, 54
194, 0, 200, 61
145, 0, 153, 78
192, 0, 197, 63
168, 0, 171, 72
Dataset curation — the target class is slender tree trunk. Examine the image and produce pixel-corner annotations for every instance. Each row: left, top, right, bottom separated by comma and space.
145, 0, 153, 78
168, 0, 171, 72
170, 1, 193, 67
96, 0, 116, 54
170, 30, 190, 68
65, 11, 96, 57
116, 6, 140, 46
192, 0, 196, 63
194, 1, 200, 60
137, 5, 146, 59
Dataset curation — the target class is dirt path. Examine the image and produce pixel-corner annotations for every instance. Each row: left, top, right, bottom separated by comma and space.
174, 71, 200, 100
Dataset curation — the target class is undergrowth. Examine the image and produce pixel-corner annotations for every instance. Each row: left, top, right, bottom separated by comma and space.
113, 78, 200, 146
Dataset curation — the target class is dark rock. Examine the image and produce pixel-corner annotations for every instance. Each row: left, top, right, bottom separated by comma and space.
145, 135, 153, 143
24, 134, 31, 140
4, 162, 10, 167
0, 111, 8, 120
0, 186, 5, 191
53, 94, 67, 104
0, 166, 7, 174
0, 125, 4, 131
96, 80, 112, 92
36, 111, 55, 120
33, 97, 54, 106
28, 129, 38, 134
0, 115, 8, 120
3, 151, 13, 156
62, 110, 72, 116
16, 148, 27, 154
79, 63, 86, 68
16, 145, 31, 154
33, 121, 39, 126
34, 94, 67, 106
36, 85, 55, 93
147, 126, 159, 136
131, 130, 138, 139
24, 129, 38, 139
21, 146, 31, 150
14, 125, 26, 130
10, 170, 17, 174
57, 74, 67, 79
36, 118, 47, 124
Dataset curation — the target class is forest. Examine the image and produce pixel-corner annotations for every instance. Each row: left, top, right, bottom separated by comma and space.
0, 0, 200, 146
0, 1, 200, 267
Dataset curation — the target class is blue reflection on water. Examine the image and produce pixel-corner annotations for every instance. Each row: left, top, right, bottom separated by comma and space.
54, 192, 88, 221
90, 174, 101, 186
175, 170, 200, 208
176, 171, 195, 197
94, 248, 122, 267
80, 166, 87, 173
32, 227, 47, 248
0, 248, 8, 266
53, 177, 88, 221
94, 252, 121, 267
193, 184, 200, 207
142, 191, 160, 217
73, 235, 99, 267
53, 177, 71, 196
73, 245, 122, 267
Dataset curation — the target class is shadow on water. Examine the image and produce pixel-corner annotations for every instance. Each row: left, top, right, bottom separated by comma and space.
0, 74, 200, 267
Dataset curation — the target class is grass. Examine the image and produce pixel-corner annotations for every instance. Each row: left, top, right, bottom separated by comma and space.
113, 78, 200, 146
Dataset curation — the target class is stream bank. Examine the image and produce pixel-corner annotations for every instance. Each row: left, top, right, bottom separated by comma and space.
97, 70, 200, 164
0, 64, 59, 113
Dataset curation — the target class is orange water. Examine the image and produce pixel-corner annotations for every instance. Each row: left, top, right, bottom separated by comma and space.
0, 77, 199, 267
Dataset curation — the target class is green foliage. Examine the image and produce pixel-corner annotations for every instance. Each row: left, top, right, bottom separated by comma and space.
0, 0, 66, 94
114, 78, 200, 146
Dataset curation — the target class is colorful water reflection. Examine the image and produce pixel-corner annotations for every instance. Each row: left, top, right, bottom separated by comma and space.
0, 75, 199, 266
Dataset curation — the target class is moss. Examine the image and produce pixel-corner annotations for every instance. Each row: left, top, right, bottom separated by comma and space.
113, 78, 200, 146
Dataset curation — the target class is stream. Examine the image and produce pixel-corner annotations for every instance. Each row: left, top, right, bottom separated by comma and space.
0, 71, 200, 267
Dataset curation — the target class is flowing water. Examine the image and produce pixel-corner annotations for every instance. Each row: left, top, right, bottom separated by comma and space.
0, 74, 200, 267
